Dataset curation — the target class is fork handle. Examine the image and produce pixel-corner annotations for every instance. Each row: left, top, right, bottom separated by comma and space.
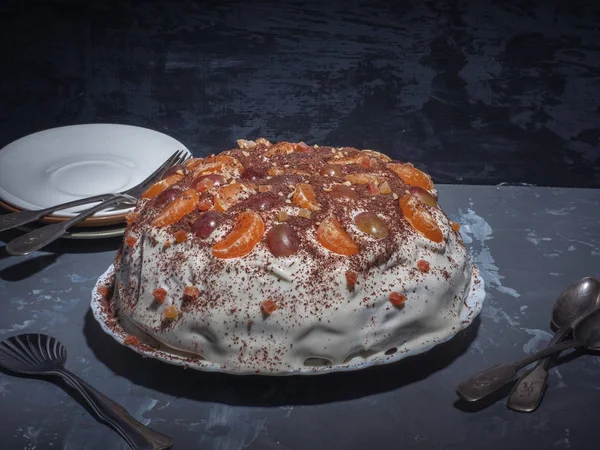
5, 196, 126, 256
0, 193, 119, 233
56, 369, 172, 450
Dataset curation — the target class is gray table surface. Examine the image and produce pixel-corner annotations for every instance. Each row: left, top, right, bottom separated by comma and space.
1, 185, 599, 450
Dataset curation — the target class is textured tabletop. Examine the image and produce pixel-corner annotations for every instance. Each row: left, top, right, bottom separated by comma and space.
1, 185, 599, 450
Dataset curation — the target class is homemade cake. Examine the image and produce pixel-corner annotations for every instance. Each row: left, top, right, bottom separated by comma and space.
108, 139, 476, 373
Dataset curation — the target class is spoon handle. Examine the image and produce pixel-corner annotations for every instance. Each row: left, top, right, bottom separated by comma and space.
56, 369, 172, 450
456, 339, 580, 402
506, 326, 571, 412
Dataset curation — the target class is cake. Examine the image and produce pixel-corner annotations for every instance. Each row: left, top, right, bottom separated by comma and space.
108, 139, 476, 373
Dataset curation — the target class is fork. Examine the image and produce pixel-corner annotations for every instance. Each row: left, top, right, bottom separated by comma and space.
4, 150, 189, 256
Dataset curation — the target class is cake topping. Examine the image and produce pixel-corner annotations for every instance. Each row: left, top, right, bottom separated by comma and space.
316, 216, 359, 256
152, 188, 199, 227
399, 194, 443, 243
354, 212, 389, 239
266, 224, 299, 257
389, 292, 407, 306
417, 260, 431, 273
260, 299, 278, 315
212, 211, 265, 259
163, 305, 179, 319
153, 287, 167, 303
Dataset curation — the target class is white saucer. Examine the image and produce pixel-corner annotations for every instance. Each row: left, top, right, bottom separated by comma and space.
0, 124, 190, 218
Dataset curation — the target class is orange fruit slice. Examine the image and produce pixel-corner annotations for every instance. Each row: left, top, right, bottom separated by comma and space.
387, 163, 434, 191
191, 155, 244, 178
151, 189, 199, 227
361, 149, 391, 162
141, 173, 183, 199
399, 195, 443, 243
185, 158, 204, 170
344, 173, 385, 185
212, 211, 265, 259
213, 183, 252, 212
316, 216, 359, 256
292, 184, 320, 211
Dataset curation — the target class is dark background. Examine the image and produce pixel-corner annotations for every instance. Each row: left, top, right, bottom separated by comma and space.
1, 0, 599, 187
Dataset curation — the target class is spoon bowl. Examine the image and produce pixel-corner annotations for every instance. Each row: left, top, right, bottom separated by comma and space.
0, 333, 172, 450
574, 309, 600, 351
0, 334, 66, 375
552, 277, 600, 329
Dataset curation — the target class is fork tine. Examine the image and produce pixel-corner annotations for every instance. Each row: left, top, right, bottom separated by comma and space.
135, 150, 183, 190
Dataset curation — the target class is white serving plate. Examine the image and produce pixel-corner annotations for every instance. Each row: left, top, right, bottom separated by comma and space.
0, 124, 190, 218
91, 264, 485, 376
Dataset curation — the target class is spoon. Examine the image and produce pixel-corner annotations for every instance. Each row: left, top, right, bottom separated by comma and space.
0, 334, 172, 450
507, 277, 600, 412
456, 308, 600, 402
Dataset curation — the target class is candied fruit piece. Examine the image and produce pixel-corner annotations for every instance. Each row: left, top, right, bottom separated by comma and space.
197, 197, 213, 211
174, 230, 188, 243
163, 305, 179, 319
142, 173, 183, 199
361, 149, 392, 162
292, 184, 320, 211
297, 208, 312, 219
255, 137, 272, 147
258, 185, 272, 193
276, 210, 289, 222
266, 224, 299, 256
379, 181, 392, 195
344, 173, 385, 185
345, 270, 358, 290
265, 141, 296, 157
97, 284, 109, 297
153, 287, 167, 304
387, 163, 434, 191
355, 212, 389, 239
184, 286, 200, 300
151, 189, 199, 227
213, 183, 251, 212
417, 259, 430, 273
212, 211, 265, 259
367, 182, 380, 195
267, 167, 286, 176
450, 221, 461, 232
399, 195, 443, 243
237, 139, 257, 149
124, 336, 139, 346
295, 141, 310, 152
125, 235, 137, 248
389, 292, 406, 306
317, 216, 359, 256
261, 299, 278, 315
163, 240, 172, 248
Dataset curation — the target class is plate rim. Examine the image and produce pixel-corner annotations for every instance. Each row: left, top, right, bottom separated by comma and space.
91, 264, 486, 376
0, 123, 190, 218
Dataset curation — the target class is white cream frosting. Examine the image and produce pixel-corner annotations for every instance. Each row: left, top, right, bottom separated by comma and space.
113, 204, 473, 374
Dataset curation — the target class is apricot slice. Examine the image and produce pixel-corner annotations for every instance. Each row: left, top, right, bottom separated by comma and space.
316, 216, 359, 256
344, 173, 385, 185
141, 173, 183, 199
399, 195, 443, 243
292, 184, 320, 211
361, 149, 392, 162
212, 211, 265, 259
151, 189, 199, 227
387, 163, 434, 191
213, 183, 252, 212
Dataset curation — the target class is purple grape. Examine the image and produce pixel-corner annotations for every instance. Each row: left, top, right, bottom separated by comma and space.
266, 224, 299, 256
192, 211, 224, 238
247, 192, 278, 211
